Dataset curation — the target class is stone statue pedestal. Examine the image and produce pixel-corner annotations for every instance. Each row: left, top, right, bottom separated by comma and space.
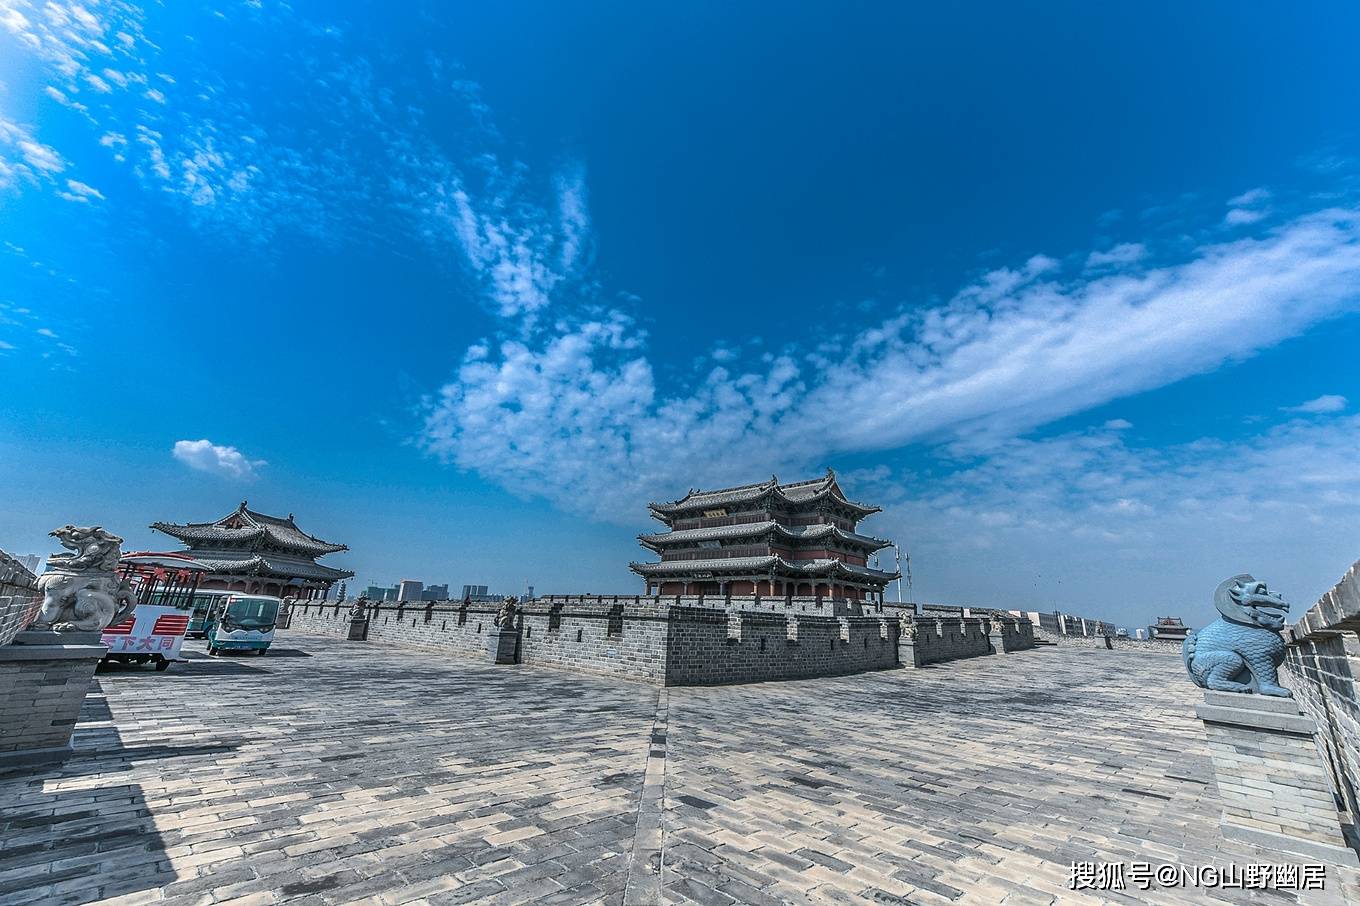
0, 634, 106, 766
484, 628, 519, 665
1196, 690, 1359, 865
346, 617, 368, 641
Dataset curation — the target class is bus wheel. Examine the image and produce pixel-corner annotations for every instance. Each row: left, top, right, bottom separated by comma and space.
155, 658, 171, 672
207, 646, 217, 656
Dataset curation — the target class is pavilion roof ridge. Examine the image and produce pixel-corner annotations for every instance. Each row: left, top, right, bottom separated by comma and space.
647, 468, 879, 516
152, 502, 348, 556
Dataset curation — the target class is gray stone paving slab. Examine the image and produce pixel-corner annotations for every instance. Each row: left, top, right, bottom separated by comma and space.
0, 635, 1357, 904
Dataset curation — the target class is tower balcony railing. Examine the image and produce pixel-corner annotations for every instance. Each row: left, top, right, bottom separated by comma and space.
659, 546, 773, 561
669, 512, 772, 531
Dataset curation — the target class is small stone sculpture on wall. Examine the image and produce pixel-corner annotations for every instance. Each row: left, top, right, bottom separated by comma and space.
30, 525, 134, 633
1183, 575, 1291, 696
493, 595, 519, 630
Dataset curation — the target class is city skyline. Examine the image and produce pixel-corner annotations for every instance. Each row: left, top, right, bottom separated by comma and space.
3, 3, 1360, 632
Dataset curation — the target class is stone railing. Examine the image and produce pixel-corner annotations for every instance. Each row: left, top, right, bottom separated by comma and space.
1283, 559, 1360, 824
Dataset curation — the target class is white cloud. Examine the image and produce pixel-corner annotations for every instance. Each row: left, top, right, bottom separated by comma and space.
1225, 187, 1271, 227
1287, 394, 1347, 414
1085, 243, 1145, 268
1229, 188, 1272, 207
172, 439, 266, 480
57, 178, 104, 203
1225, 207, 1267, 226
1103, 418, 1133, 430
0, 117, 67, 191
423, 202, 1360, 522
862, 414, 1360, 628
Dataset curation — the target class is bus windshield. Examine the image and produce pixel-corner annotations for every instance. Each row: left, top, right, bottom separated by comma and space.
187, 592, 229, 616
224, 597, 280, 629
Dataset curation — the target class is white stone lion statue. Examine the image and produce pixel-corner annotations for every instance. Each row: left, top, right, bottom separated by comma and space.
31, 525, 135, 633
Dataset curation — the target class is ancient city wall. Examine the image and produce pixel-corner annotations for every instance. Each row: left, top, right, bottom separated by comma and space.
997, 618, 1035, 652
288, 598, 904, 685
287, 595, 1044, 685
0, 550, 39, 646
288, 599, 671, 682
518, 600, 670, 683
1283, 559, 1360, 823
1039, 632, 1181, 653
905, 617, 992, 666
663, 608, 899, 685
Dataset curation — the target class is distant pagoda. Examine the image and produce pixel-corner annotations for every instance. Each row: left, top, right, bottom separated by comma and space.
631, 469, 899, 602
151, 501, 353, 600
1148, 616, 1190, 643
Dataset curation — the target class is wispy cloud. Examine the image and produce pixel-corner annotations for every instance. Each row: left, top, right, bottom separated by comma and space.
1225, 187, 1271, 227
1286, 394, 1347, 414
172, 439, 266, 481
0, 116, 67, 191
862, 414, 1360, 623
1085, 242, 1145, 268
423, 190, 1360, 521
56, 178, 103, 203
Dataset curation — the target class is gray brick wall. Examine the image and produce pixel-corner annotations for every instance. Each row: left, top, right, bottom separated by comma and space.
662, 608, 899, 686
1283, 558, 1360, 824
286, 598, 902, 686
0, 654, 98, 754
907, 617, 992, 666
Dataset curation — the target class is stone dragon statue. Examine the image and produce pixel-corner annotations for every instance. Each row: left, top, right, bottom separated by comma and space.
30, 525, 135, 633
1182, 575, 1291, 697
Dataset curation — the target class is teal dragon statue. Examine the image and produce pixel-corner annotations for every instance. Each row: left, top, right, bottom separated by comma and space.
1183, 575, 1292, 697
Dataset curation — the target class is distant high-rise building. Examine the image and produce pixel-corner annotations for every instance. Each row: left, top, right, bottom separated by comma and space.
365, 585, 398, 601
397, 579, 424, 602
421, 584, 449, 601
461, 584, 489, 599
19, 554, 42, 574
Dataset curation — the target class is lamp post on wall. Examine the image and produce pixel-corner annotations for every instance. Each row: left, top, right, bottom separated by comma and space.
893, 544, 912, 605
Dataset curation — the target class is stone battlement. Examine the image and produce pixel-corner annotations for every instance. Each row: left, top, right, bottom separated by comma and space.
287, 597, 1034, 685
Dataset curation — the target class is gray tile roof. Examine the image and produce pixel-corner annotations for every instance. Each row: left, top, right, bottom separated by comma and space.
191, 552, 354, 581
631, 556, 781, 574
648, 469, 880, 516
152, 501, 347, 557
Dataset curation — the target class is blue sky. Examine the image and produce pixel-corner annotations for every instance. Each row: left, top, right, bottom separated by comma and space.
2, 2, 1359, 630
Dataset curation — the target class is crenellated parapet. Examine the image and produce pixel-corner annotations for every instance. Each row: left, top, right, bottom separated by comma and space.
1282, 558, 1360, 829
287, 593, 1039, 685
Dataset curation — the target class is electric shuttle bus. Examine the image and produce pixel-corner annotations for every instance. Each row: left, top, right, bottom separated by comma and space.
204, 594, 282, 655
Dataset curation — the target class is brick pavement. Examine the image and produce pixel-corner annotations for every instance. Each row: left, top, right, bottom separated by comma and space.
0, 635, 1357, 905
